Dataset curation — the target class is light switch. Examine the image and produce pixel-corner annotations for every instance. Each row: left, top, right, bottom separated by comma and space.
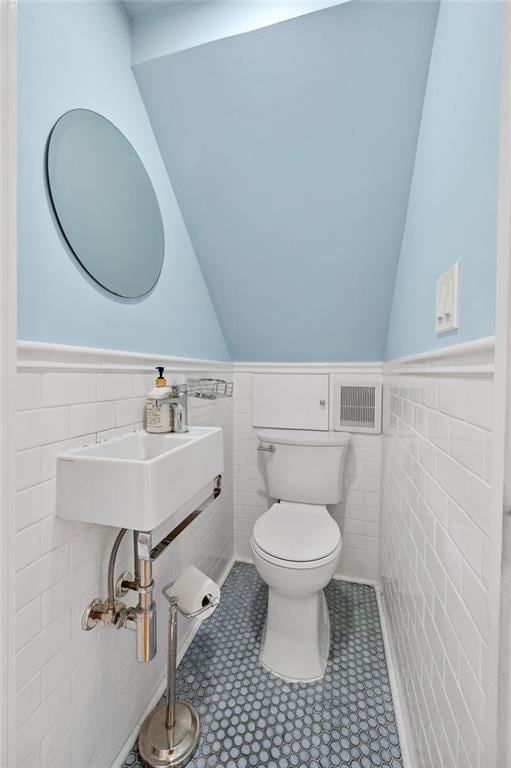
436, 262, 460, 335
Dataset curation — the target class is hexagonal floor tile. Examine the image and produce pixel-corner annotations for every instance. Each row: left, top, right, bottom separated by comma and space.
123, 563, 403, 768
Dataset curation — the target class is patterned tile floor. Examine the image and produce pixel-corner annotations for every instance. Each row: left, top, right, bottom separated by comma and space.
125, 563, 403, 768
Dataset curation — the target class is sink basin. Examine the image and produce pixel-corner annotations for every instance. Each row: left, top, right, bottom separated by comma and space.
56, 427, 223, 530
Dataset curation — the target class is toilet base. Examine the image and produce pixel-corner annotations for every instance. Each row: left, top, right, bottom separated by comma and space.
260, 589, 330, 683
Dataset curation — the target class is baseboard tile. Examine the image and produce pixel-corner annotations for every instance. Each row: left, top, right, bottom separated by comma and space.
376, 590, 414, 768
333, 572, 380, 588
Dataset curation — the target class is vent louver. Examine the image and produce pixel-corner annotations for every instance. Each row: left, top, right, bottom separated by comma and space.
333, 382, 382, 434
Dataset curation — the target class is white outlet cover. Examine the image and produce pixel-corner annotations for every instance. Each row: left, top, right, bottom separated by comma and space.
436, 262, 460, 335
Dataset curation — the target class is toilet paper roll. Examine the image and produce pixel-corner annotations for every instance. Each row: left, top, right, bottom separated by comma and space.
168, 565, 220, 619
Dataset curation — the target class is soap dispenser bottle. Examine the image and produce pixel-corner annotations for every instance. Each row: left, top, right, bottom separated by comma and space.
145, 367, 172, 434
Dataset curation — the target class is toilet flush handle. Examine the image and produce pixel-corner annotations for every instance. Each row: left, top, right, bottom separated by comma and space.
257, 444, 276, 453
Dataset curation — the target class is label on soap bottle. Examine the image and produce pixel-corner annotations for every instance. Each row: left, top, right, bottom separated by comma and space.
145, 399, 171, 433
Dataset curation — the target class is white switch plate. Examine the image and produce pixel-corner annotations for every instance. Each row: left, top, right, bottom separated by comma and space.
436, 261, 460, 335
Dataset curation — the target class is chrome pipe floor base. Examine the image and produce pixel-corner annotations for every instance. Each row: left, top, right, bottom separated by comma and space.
138, 702, 200, 768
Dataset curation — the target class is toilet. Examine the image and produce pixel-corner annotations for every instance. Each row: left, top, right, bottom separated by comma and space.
250, 428, 351, 683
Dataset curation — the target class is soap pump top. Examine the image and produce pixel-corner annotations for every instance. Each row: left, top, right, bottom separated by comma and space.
148, 367, 172, 400
155, 367, 167, 387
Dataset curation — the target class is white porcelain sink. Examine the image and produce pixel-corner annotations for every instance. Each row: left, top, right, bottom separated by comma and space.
56, 427, 223, 530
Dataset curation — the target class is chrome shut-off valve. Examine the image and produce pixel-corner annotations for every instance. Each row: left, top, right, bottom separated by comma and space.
81, 529, 157, 663
81, 598, 136, 632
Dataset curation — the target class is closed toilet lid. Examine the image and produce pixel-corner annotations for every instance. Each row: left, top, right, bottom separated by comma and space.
253, 502, 341, 562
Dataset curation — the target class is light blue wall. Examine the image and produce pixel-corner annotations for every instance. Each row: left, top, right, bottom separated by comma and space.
20, 1, 498, 365
134, 1, 439, 362
18, 1, 230, 361
385, 1, 502, 361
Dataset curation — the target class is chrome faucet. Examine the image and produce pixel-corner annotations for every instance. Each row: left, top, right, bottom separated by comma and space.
169, 385, 189, 433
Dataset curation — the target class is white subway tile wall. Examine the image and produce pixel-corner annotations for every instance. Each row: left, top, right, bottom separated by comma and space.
18, 350, 498, 768
15, 358, 233, 768
381, 372, 494, 768
233, 370, 382, 582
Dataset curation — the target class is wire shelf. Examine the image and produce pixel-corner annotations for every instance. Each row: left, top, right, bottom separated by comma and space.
187, 378, 234, 400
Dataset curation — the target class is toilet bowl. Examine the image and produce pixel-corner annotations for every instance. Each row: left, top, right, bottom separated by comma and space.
251, 502, 342, 682
252, 429, 351, 683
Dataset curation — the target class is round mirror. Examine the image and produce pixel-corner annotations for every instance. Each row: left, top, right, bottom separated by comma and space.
46, 109, 164, 298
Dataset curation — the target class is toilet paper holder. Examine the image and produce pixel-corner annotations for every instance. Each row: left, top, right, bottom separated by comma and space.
161, 580, 220, 618
138, 579, 219, 768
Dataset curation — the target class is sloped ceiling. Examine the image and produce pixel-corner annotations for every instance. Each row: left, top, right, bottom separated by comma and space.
122, 1, 184, 20
134, 1, 439, 361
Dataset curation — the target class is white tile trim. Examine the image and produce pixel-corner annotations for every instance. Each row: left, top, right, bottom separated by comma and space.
376, 590, 413, 768
332, 572, 380, 588
234, 361, 383, 374
110, 557, 236, 768
17, 340, 232, 373
384, 337, 495, 377
17, 343, 385, 376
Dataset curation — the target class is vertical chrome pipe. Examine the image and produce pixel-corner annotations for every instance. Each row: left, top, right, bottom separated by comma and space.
107, 528, 127, 609
133, 530, 140, 585
134, 531, 157, 662
165, 600, 178, 730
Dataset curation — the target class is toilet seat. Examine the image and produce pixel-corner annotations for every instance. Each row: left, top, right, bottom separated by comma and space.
251, 536, 341, 570
252, 502, 341, 567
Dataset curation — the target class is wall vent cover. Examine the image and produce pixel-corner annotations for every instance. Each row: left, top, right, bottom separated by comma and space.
333, 382, 382, 434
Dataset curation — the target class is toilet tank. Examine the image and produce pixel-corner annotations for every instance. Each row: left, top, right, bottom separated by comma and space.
257, 429, 351, 505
